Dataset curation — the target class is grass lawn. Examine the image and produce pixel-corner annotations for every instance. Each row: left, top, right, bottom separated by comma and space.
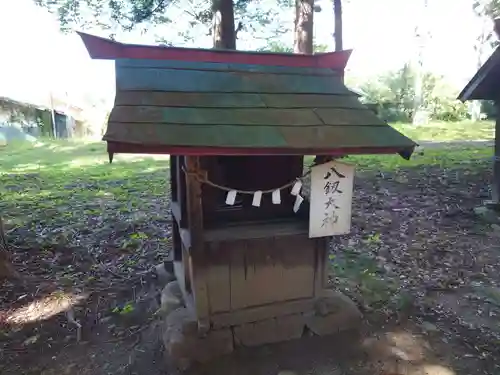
1, 140, 171, 248
0, 119, 494, 237
1, 129, 499, 374
1, 134, 493, 237
393, 120, 494, 141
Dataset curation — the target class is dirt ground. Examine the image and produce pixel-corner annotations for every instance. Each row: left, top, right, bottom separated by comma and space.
2, 149, 500, 375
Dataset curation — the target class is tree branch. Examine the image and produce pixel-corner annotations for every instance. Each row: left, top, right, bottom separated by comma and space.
133, 0, 168, 24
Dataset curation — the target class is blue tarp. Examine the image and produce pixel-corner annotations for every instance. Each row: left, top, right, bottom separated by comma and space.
0, 126, 37, 146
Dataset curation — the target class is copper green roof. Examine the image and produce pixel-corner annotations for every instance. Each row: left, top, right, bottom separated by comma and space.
103, 58, 416, 157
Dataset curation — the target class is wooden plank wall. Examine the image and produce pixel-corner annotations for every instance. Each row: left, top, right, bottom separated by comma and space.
205, 235, 316, 314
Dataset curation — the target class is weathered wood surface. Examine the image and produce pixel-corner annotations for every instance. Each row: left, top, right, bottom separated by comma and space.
184, 156, 209, 330
202, 235, 315, 317
211, 298, 316, 328
493, 100, 500, 203
205, 242, 231, 314
115, 91, 266, 108
105, 122, 413, 149
172, 219, 182, 263
116, 67, 351, 94
107, 140, 413, 157
100, 40, 415, 155
313, 238, 328, 296
259, 93, 365, 109
170, 155, 178, 200
111, 107, 324, 125
83, 32, 416, 156
232, 236, 315, 309
201, 155, 303, 227
203, 221, 308, 242
109, 106, 382, 127
116, 58, 339, 76
114, 91, 366, 110
233, 314, 305, 347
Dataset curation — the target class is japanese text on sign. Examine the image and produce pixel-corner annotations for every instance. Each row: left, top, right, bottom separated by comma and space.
309, 160, 355, 238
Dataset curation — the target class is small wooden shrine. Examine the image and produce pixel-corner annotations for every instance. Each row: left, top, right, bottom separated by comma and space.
458, 18, 500, 211
79, 32, 417, 368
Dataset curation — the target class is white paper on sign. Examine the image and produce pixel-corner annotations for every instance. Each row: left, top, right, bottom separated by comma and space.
226, 190, 237, 205
252, 190, 263, 207
308, 160, 355, 238
290, 180, 302, 196
272, 189, 281, 204
293, 195, 304, 213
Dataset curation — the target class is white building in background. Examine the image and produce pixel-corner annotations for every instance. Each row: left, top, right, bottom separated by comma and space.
0, 0, 115, 144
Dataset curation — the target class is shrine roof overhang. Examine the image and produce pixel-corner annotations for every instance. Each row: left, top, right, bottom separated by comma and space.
458, 47, 500, 101
78, 32, 417, 159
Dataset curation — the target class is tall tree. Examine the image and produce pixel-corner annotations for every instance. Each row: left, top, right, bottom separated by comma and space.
259, 40, 328, 53
212, 0, 237, 48
333, 0, 342, 51
294, 0, 314, 54
34, 0, 292, 48
474, 0, 500, 18
0, 217, 19, 280
411, 0, 430, 125
471, 0, 500, 120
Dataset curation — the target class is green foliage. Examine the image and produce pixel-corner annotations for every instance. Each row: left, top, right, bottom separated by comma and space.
329, 247, 398, 308
354, 64, 469, 123
34, 0, 175, 33
392, 120, 494, 143
36, 110, 54, 136
34, 0, 294, 44
0, 99, 55, 136
258, 41, 329, 53
1, 140, 169, 246
481, 100, 497, 119
112, 302, 135, 315
473, 0, 500, 50
474, 0, 500, 19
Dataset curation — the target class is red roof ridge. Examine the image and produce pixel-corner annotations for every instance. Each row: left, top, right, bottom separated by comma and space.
77, 31, 352, 70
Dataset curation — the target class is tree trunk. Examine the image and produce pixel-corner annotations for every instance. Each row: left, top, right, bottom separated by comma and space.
333, 0, 343, 51
212, 0, 236, 49
470, 16, 492, 121
0, 217, 19, 280
294, 0, 314, 54
412, 0, 429, 125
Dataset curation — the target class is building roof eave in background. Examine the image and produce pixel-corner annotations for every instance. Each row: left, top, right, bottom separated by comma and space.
458, 47, 500, 102
0, 95, 85, 122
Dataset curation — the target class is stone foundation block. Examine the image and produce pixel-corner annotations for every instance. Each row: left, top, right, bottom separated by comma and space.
158, 280, 184, 317
233, 314, 305, 347
155, 261, 175, 286
305, 290, 362, 336
163, 307, 233, 370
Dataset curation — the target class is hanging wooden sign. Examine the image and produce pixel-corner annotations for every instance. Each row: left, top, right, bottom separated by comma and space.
309, 160, 355, 238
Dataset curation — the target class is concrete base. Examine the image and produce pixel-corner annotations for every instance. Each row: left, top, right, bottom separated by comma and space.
160, 269, 363, 370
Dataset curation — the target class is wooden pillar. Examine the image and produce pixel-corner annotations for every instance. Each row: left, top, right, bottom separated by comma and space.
493, 100, 500, 205
185, 156, 210, 332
